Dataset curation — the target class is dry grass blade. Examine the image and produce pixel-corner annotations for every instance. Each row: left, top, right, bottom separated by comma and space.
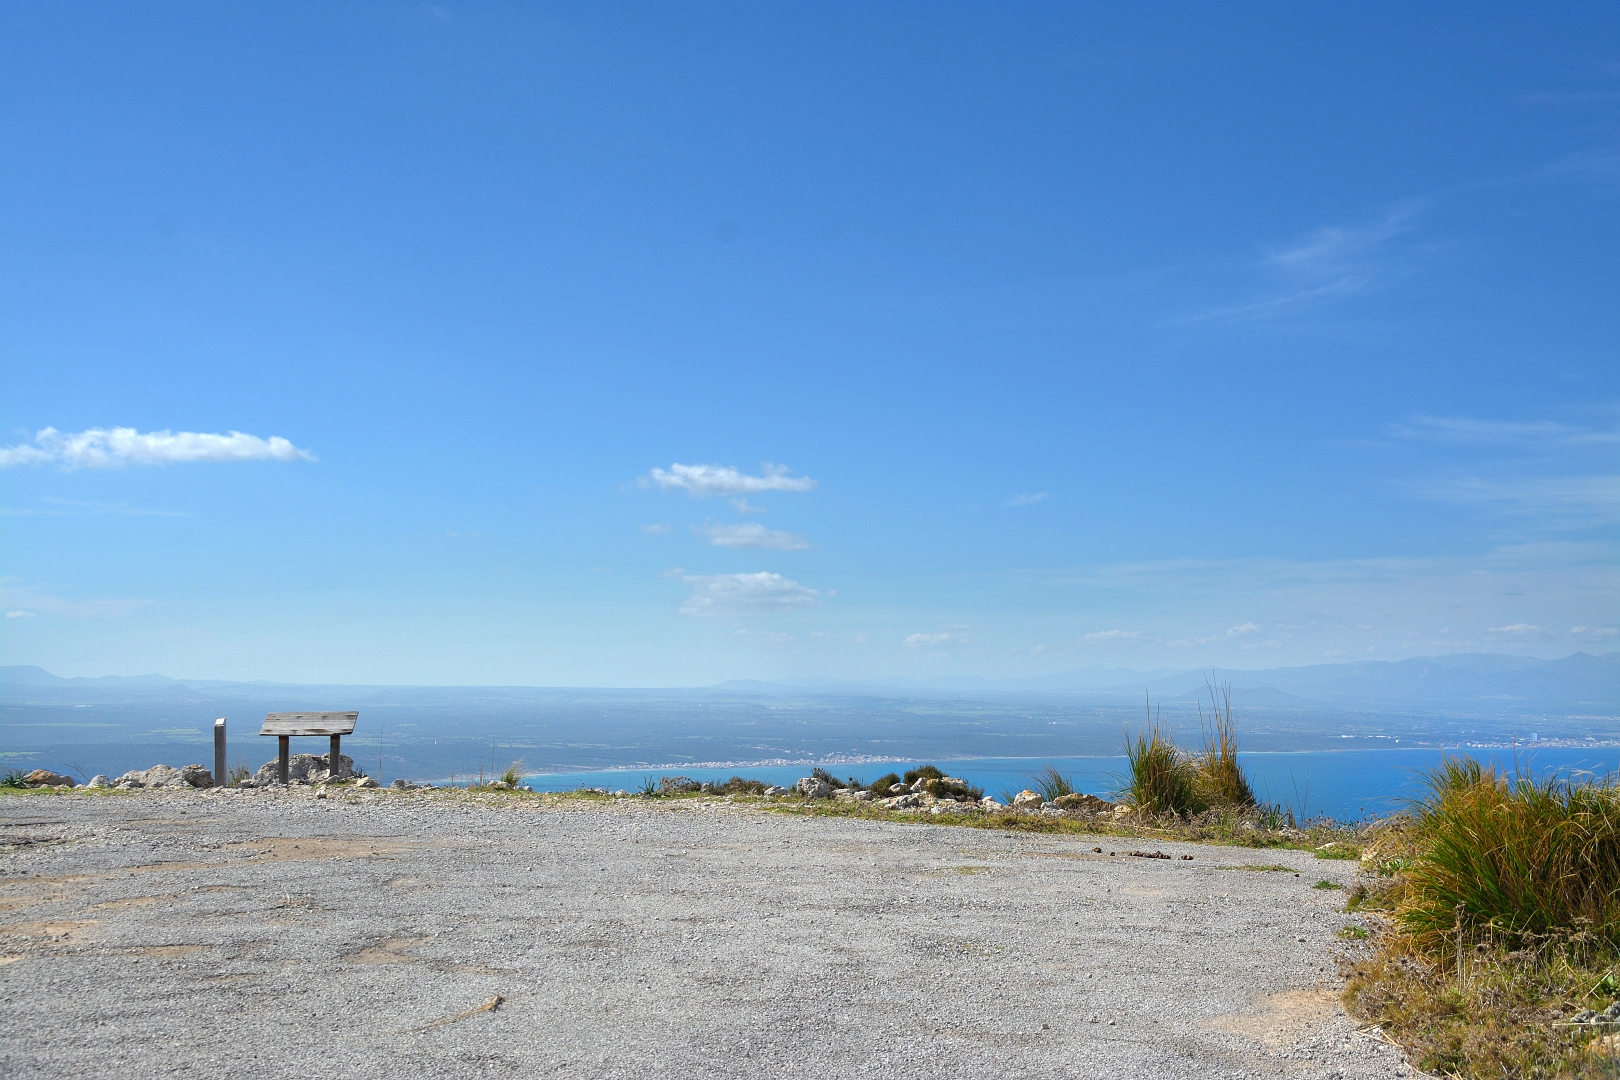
408, 994, 505, 1033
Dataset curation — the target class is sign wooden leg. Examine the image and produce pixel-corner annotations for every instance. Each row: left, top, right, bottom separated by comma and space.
330, 734, 342, 780
278, 735, 290, 785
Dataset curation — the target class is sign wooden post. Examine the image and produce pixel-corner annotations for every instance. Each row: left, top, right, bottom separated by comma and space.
259, 713, 359, 786
213, 718, 226, 788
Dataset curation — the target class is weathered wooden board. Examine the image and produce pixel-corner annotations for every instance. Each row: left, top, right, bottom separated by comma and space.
260, 712, 357, 736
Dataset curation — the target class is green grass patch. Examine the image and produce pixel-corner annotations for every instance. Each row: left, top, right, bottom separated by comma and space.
1315, 879, 1342, 890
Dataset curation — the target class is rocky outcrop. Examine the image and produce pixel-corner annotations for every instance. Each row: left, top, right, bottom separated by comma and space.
178, 764, 214, 788
114, 764, 189, 789
795, 777, 832, 799
23, 770, 74, 788
86, 774, 111, 788
249, 752, 354, 786
1012, 790, 1046, 809
833, 788, 874, 802
1053, 792, 1116, 813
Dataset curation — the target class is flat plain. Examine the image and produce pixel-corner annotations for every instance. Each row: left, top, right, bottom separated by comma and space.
1, 790, 1416, 1078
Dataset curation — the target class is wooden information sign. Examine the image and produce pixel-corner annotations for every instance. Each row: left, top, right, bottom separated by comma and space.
259, 711, 359, 785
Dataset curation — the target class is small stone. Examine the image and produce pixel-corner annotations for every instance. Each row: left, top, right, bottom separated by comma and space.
980, 797, 1004, 809
86, 775, 111, 788
355, 777, 379, 789
390, 779, 416, 790
1012, 790, 1045, 809
762, 785, 789, 796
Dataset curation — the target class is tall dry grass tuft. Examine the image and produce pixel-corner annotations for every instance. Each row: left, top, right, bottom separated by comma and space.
1124, 694, 1205, 815
1032, 766, 1074, 802
1196, 679, 1255, 808
1397, 757, 1620, 952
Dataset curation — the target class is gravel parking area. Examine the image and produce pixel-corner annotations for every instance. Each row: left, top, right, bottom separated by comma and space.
1, 790, 1415, 1079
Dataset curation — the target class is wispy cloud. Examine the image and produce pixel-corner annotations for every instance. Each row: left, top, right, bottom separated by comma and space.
5, 610, 35, 619
646, 463, 816, 498
1487, 623, 1552, 638
638, 523, 673, 534
1410, 475, 1620, 527
1188, 207, 1419, 323
1083, 629, 1141, 641
1006, 492, 1048, 507
902, 632, 958, 647
677, 572, 821, 616
1389, 415, 1619, 446
690, 522, 810, 550
0, 427, 315, 469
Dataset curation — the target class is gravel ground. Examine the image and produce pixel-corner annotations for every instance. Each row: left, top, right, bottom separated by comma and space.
1, 789, 1417, 1079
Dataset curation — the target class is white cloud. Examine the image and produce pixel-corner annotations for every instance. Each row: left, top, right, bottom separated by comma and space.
0, 585, 148, 619
678, 572, 821, 616
690, 522, 810, 550
1225, 622, 1262, 637
1084, 629, 1141, 641
1007, 492, 1049, 506
1487, 623, 1551, 636
647, 462, 816, 498
0, 427, 315, 469
638, 523, 673, 534
1571, 626, 1619, 638
903, 632, 956, 647
730, 498, 767, 514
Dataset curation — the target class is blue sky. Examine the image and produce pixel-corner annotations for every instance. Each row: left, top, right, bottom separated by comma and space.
2, 3, 1616, 685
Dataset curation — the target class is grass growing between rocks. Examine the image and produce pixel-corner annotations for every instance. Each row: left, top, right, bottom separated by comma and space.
1343, 758, 1620, 1079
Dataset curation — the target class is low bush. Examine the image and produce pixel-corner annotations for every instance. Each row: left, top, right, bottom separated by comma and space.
1343, 758, 1620, 1078
2, 769, 31, 789
868, 772, 901, 793
715, 776, 766, 795
903, 764, 944, 785
500, 761, 524, 787
810, 767, 846, 789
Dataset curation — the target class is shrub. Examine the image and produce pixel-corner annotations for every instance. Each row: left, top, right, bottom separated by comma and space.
1124, 713, 1205, 817
715, 776, 766, 795
1, 769, 29, 789
1195, 679, 1255, 808
1032, 766, 1074, 802
903, 764, 944, 785
500, 761, 524, 787
1397, 758, 1620, 952
868, 772, 901, 793
810, 767, 846, 789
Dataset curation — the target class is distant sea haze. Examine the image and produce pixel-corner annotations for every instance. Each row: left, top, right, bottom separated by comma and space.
2, 653, 1615, 807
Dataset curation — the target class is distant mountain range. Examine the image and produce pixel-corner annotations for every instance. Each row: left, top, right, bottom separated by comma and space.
5, 651, 1616, 714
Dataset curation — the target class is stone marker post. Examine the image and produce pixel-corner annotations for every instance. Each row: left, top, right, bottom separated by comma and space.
213, 718, 226, 788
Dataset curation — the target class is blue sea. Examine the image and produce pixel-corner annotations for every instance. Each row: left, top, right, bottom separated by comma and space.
523, 746, 1620, 823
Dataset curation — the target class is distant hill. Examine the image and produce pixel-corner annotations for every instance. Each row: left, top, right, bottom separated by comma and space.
4, 651, 1615, 715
